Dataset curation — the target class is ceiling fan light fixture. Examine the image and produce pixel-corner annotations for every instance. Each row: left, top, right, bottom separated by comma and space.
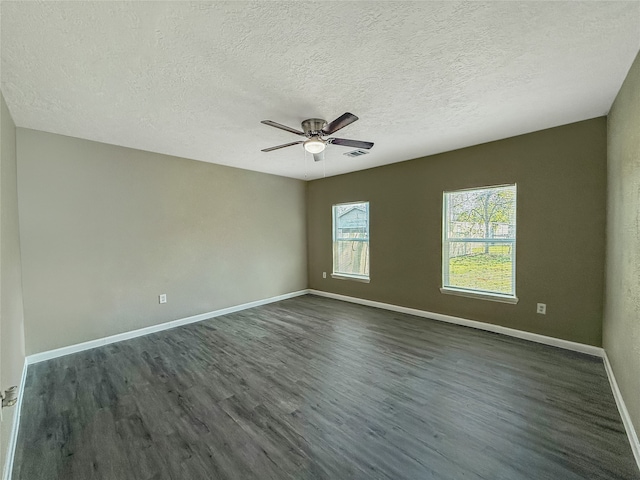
303, 136, 326, 154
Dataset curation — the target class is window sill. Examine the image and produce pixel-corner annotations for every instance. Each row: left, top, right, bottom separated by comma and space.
440, 287, 518, 304
331, 273, 370, 283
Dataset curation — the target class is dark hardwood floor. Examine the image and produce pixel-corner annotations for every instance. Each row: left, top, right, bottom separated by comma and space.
13, 295, 640, 479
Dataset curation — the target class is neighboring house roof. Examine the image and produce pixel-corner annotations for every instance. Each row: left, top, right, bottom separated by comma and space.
338, 206, 367, 230
338, 205, 365, 217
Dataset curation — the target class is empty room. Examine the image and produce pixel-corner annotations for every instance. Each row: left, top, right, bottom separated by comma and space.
1, 1, 640, 479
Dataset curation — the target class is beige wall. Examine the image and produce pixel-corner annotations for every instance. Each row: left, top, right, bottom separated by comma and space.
604, 50, 640, 441
17, 129, 307, 355
308, 118, 607, 346
0, 93, 26, 474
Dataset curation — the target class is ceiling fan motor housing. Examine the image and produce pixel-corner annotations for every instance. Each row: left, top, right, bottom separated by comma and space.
301, 118, 327, 137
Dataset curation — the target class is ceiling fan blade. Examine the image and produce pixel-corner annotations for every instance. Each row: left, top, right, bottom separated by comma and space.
261, 141, 303, 152
313, 151, 324, 162
322, 112, 358, 135
261, 120, 305, 136
328, 138, 374, 150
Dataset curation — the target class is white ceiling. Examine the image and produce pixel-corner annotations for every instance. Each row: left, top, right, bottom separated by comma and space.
2, 2, 639, 180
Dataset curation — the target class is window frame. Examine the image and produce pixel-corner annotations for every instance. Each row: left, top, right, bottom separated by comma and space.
332, 201, 370, 283
441, 184, 518, 304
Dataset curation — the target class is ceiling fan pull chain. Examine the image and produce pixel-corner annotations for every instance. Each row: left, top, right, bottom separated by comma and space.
323, 151, 326, 178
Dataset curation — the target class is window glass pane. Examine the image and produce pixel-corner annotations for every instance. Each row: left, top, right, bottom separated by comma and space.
334, 240, 370, 277
446, 186, 516, 240
443, 185, 516, 295
446, 241, 513, 294
333, 202, 369, 277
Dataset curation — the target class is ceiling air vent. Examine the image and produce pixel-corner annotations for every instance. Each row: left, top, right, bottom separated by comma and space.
343, 149, 370, 158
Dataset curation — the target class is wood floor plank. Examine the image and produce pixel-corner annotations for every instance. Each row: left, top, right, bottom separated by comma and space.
12, 295, 640, 479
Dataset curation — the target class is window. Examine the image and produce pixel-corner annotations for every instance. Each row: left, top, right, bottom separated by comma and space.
442, 185, 517, 302
332, 201, 370, 282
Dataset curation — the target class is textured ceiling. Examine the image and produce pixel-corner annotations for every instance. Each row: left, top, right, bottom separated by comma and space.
2, 2, 640, 180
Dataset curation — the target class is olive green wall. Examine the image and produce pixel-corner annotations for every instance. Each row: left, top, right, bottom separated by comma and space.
17, 129, 307, 355
604, 50, 640, 442
308, 118, 607, 346
0, 92, 26, 476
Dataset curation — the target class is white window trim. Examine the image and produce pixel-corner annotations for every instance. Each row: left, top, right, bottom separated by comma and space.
440, 287, 518, 304
331, 273, 371, 283
442, 184, 517, 300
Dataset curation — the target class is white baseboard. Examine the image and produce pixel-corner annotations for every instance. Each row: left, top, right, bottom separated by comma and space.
308, 289, 604, 357
26, 289, 309, 365
603, 351, 640, 471
3, 359, 27, 480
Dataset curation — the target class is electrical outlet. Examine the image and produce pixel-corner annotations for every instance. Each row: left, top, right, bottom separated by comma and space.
323, 272, 327, 278
159, 294, 167, 304
537, 303, 546, 314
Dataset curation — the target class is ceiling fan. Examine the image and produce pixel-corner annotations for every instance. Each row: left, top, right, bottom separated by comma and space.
260, 112, 374, 162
